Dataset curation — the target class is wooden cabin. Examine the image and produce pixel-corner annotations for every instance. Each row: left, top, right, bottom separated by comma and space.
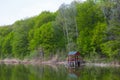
67, 51, 83, 68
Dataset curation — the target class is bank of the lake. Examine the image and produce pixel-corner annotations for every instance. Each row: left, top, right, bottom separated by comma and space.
0, 58, 120, 68
0, 58, 65, 65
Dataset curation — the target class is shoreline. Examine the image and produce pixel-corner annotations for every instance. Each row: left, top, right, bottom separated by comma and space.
0, 58, 66, 65
0, 58, 120, 67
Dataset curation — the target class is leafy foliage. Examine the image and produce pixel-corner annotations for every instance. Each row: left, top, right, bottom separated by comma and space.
0, 0, 119, 59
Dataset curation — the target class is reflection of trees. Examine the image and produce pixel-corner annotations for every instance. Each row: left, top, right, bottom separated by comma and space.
26, 64, 68, 80
78, 66, 120, 80
0, 64, 30, 80
67, 68, 81, 80
0, 64, 120, 80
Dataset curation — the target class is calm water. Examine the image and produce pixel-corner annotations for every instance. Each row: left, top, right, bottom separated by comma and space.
0, 64, 120, 80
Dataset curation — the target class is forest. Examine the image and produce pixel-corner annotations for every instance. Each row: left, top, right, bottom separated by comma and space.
0, 0, 120, 60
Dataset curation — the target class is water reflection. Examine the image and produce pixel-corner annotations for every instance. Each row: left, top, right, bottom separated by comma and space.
0, 64, 120, 80
67, 68, 81, 80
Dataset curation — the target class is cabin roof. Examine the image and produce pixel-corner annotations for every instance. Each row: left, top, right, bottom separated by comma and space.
68, 51, 79, 55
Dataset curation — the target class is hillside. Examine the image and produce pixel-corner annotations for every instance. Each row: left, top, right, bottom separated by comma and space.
0, 0, 120, 61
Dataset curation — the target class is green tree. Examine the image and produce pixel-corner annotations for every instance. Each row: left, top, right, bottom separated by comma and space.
76, 0, 105, 55
91, 22, 107, 55
2, 32, 13, 57
28, 11, 56, 50
101, 0, 120, 58
0, 26, 12, 58
12, 18, 35, 58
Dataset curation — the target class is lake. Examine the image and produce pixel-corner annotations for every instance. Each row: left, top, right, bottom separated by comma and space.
0, 64, 120, 80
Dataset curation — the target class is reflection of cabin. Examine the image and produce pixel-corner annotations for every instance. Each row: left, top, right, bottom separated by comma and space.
67, 51, 83, 68
68, 68, 80, 79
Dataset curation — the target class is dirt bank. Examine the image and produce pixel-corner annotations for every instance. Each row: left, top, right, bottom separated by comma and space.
0, 55, 65, 65
0, 58, 120, 67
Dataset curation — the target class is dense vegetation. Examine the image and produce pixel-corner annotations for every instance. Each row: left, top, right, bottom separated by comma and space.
0, 0, 120, 60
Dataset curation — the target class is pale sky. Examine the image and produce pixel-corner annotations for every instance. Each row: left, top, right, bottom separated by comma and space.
0, 0, 85, 26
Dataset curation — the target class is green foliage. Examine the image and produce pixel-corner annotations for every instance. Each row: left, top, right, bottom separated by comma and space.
76, 0, 105, 55
101, 40, 120, 57
0, 0, 119, 60
28, 11, 56, 49
12, 18, 35, 58
101, 0, 120, 58
56, 2, 78, 51
0, 26, 12, 58
29, 22, 54, 53
91, 22, 107, 54
2, 32, 13, 56
34, 11, 56, 28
